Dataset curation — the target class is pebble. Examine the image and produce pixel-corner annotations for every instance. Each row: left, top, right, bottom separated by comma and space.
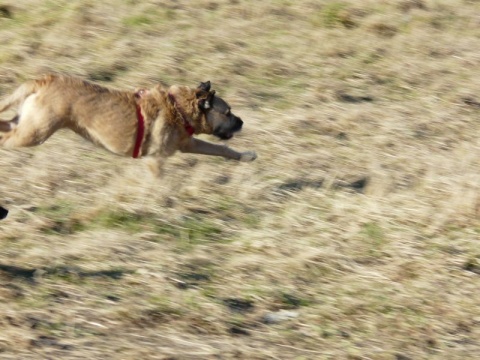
262, 310, 299, 324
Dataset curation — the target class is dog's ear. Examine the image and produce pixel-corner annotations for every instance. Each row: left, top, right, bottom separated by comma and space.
197, 81, 211, 93
196, 81, 215, 110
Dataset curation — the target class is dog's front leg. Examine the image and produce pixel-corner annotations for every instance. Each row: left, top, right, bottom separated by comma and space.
180, 138, 257, 162
145, 156, 167, 178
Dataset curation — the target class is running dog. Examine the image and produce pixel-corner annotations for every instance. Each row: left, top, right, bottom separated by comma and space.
0, 74, 257, 175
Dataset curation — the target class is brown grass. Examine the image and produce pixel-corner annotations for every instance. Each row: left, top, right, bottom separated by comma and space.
1, 0, 480, 359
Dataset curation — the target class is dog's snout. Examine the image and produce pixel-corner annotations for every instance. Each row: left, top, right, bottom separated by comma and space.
212, 114, 243, 140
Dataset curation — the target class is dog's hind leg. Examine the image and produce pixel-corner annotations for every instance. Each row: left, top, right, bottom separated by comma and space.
0, 123, 57, 148
0, 96, 58, 148
0, 117, 57, 148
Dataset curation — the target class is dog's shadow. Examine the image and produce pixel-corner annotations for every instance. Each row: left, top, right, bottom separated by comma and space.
0, 263, 132, 282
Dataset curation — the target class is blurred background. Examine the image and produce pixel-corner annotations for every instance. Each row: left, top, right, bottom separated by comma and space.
1, 1, 480, 359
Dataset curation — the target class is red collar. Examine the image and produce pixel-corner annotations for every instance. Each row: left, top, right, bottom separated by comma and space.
132, 103, 145, 158
168, 93, 195, 136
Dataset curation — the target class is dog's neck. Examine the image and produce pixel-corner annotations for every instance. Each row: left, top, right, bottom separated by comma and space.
167, 92, 195, 136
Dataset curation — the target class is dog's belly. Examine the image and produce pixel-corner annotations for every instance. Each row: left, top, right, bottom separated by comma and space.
71, 110, 138, 157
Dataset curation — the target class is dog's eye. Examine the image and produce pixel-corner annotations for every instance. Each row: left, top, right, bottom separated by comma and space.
225, 109, 231, 116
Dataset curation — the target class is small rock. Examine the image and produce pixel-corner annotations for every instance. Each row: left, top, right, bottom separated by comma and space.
262, 310, 299, 324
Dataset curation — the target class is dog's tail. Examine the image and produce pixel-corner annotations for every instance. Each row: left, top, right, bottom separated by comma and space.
0, 78, 43, 114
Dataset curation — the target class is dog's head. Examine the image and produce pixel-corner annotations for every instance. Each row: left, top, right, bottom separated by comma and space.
196, 81, 243, 140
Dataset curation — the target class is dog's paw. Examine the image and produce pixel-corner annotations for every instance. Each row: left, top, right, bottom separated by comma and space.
240, 151, 257, 162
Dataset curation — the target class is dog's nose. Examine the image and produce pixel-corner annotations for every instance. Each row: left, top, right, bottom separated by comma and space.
235, 118, 243, 131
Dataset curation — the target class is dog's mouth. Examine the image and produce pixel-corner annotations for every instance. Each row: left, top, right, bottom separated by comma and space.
217, 133, 234, 140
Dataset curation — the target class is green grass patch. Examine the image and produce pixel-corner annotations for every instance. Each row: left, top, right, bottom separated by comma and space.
362, 222, 384, 242
92, 210, 144, 232
123, 14, 153, 27
33, 201, 228, 249
211, 196, 262, 228
312, 2, 347, 28
122, 9, 176, 28
36, 202, 87, 235
34, 203, 156, 235
175, 217, 224, 251
276, 291, 311, 309
361, 222, 388, 256
147, 295, 184, 316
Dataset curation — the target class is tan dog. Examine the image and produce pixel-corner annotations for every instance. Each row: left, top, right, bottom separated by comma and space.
0, 74, 257, 175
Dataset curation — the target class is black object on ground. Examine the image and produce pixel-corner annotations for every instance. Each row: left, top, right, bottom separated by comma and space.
0, 206, 8, 220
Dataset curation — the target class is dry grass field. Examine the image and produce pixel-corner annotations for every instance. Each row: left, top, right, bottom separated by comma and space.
1, 0, 480, 359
